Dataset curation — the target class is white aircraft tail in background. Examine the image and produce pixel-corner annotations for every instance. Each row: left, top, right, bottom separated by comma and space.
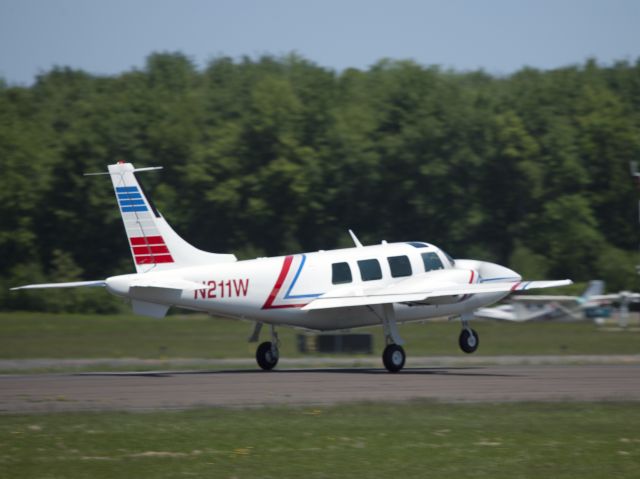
12, 162, 573, 372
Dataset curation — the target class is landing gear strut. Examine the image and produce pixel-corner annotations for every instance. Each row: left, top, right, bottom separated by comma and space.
253, 324, 280, 371
458, 313, 479, 354
379, 303, 406, 373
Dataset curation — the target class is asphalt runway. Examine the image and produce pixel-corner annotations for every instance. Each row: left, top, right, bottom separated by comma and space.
1, 364, 639, 413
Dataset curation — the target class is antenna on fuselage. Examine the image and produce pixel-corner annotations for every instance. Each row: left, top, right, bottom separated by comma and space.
348, 229, 363, 248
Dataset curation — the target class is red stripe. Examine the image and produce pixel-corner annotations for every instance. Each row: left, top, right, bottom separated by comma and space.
510, 281, 521, 291
263, 303, 308, 309
129, 236, 165, 246
132, 245, 170, 255
469, 270, 475, 284
262, 256, 294, 309
135, 254, 174, 265
152, 254, 174, 264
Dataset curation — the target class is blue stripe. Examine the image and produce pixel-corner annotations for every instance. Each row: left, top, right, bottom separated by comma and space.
121, 206, 148, 212
119, 199, 146, 206
116, 186, 139, 193
117, 193, 142, 200
480, 276, 521, 283
284, 254, 323, 299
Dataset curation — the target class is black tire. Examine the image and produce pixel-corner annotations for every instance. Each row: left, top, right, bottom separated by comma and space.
256, 341, 279, 371
382, 344, 406, 373
459, 328, 479, 354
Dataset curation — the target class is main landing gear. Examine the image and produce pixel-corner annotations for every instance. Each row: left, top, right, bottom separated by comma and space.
250, 322, 280, 371
458, 313, 479, 354
380, 303, 406, 373
256, 341, 279, 370
382, 344, 406, 372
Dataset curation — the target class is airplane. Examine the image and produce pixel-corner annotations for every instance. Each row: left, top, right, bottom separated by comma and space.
474, 280, 610, 322
476, 280, 640, 327
11, 161, 572, 372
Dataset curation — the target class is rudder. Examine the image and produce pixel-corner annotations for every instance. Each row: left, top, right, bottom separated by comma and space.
108, 161, 236, 273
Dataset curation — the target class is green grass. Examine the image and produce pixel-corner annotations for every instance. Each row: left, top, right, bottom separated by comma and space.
1, 402, 639, 478
0, 312, 638, 363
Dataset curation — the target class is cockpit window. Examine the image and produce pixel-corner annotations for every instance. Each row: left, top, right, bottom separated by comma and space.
443, 251, 455, 266
407, 242, 428, 248
421, 252, 444, 272
357, 259, 383, 281
332, 262, 352, 284
388, 255, 412, 277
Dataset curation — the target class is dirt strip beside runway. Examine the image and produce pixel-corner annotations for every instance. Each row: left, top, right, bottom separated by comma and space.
1, 364, 639, 413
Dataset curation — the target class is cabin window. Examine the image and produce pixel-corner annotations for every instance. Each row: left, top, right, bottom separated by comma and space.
388, 255, 412, 278
357, 259, 382, 281
332, 262, 353, 284
421, 252, 444, 272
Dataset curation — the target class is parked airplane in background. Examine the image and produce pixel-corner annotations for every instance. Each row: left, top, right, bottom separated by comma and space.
476, 280, 640, 326
12, 162, 572, 372
474, 280, 607, 322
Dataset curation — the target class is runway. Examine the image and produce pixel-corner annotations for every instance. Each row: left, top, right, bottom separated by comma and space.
1, 364, 639, 413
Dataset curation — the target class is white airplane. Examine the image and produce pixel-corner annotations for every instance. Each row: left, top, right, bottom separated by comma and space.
12, 162, 572, 372
484, 280, 640, 327
474, 280, 608, 322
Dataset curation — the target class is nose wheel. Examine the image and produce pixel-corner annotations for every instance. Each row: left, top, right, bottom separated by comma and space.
459, 328, 479, 354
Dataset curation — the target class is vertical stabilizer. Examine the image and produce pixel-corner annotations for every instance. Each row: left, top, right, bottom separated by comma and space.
582, 280, 604, 300
107, 161, 236, 273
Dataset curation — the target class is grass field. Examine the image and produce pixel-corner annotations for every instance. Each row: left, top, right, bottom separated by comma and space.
2, 314, 639, 477
2, 402, 639, 478
1, 312, 638, 363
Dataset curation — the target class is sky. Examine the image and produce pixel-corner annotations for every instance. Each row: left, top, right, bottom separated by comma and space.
1, 0, 639, 85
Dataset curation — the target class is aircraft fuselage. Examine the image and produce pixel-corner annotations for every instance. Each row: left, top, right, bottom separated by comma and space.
106, 242, 518, 330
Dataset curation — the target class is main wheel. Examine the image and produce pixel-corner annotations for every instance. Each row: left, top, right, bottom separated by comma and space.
382, 344, 406, 373
459, 328, 479, 354
256, 341, 279, 371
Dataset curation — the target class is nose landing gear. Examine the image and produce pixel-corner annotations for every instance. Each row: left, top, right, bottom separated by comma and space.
458, 312, 479, 354
459, 328, 479, 353
379, 303, 406, 373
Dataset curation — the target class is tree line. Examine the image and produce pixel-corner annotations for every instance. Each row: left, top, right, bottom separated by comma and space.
1, 53, 639, 312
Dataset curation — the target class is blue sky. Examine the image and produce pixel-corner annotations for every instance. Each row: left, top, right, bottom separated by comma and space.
1, 0, 639, 85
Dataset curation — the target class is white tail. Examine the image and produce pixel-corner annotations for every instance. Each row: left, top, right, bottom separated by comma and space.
107, 161, 236, 273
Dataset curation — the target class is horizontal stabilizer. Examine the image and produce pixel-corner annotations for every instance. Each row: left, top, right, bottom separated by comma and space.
302, 279, 573, 311
10, 280, 106, 291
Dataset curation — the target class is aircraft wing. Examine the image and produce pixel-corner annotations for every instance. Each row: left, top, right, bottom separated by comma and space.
510, 294, 581, 303
302, 279, 572, 311
589, 293, 640, 302
511, 293, 640, 304
474, 303, 557, 322
12, 278, 203, 292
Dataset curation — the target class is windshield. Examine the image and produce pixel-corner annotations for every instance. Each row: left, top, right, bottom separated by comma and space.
441, 250, 455, 267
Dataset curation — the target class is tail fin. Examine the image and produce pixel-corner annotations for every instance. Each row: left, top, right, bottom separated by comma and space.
581, 280, 604, 300
107, 161, 236, 273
